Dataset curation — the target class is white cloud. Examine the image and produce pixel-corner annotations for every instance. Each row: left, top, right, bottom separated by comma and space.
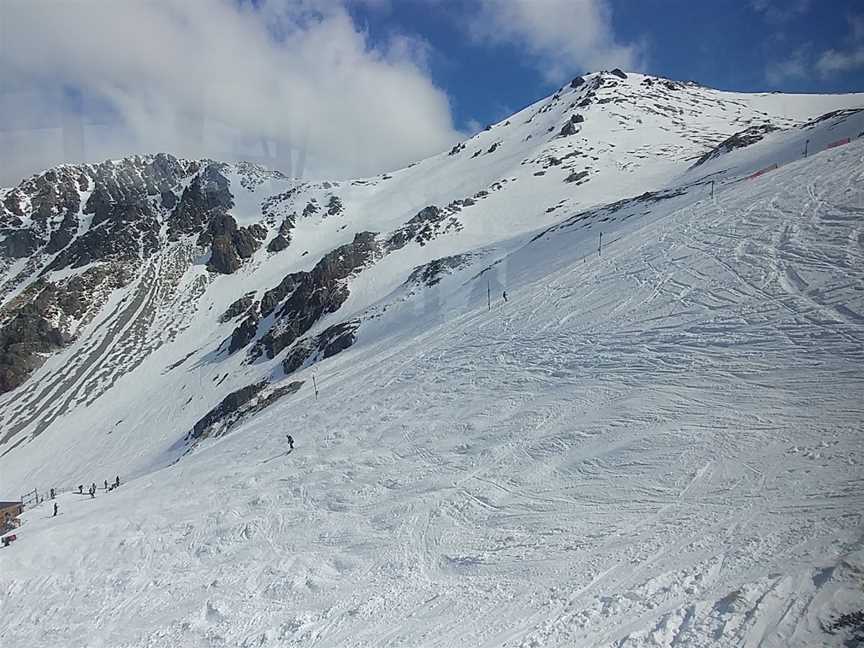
765, 49, 810, 85
816, 47, 864, 76
751, 0, 811, 24
763, 13, 864, 84
0, 0, 460, 186
468, 0, 643, 83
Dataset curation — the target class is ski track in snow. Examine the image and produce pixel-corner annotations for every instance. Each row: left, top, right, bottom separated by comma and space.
1, 141, 863, 647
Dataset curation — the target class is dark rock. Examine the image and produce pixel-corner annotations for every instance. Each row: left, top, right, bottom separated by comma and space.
385, 206, 447, 251
220, 293, 256, 323
610, 68, 627, 79
187, 379, 303, 442
302, 200, 319, 218
0, 268, 125, 394
690, 124, 780, 168
208, 236, 241, 274
405, 254, 474, 288
0, 230, 43, 258
267, 235, 290, 253
325, 195, 343, 217
565, 170, 590, 183
570, 76, 585, 88
228, 315, 260, 353
282, 321, 359, 374
200, 213, 264, 273
253, 233, 380, 359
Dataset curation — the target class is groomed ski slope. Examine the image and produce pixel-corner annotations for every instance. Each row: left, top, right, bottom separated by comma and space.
2, 137, 863, 647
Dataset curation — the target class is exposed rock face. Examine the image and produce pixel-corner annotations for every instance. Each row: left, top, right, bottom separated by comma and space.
220, 293, 256, 323
266, 214, 296, 253
405, 254, 475, 288
227, 232, 381, 359
610, 68, 628, 79
282, 321, 359, 374
187, 379, 303, 442
385, 205, 462, 250
570, 76, 585, 88
691, 123, 780, 168
0, 267, 126, 393
558, 114, 584, 137
199, 213, 266, 275
252, 232, 380, 359
325, 195, 343, 217
0, 154, 279, 394
565, 170, 590, 184
0, 230, 42, 259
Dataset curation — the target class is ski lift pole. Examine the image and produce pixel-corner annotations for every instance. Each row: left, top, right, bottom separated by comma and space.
803, 139, 809, 158
598, 231, 603, 257
487, 280, 491, 312
312, 374, 318, 400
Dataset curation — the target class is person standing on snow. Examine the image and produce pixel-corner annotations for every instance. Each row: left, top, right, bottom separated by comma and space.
115, 476, 120, 489
104, 480, 108, 490
286, 435, 294, 451
53, 502, 59, 517
502, 291, 508, 303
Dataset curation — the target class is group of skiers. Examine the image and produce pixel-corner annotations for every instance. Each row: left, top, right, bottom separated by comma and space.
52, 476, 121, 517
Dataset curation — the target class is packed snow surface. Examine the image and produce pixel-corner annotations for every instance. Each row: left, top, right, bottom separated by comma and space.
1, 74, 863, 647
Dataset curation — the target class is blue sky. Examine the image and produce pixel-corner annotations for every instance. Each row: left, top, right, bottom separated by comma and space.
1, 0, 862, 185
345, 0, 864, 133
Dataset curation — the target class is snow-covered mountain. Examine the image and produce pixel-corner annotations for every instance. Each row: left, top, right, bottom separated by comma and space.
1, 71, 863, 647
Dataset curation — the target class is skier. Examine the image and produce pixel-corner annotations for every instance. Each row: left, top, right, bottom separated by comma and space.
91, 482, 97, 494
115, 476, 120, 488
502, 291, 508, 303
78, 485, 83, 495
104, 480, 108, 490
286, 434, 294, 452
89, 485, 95, 499
53, 502, 58, 517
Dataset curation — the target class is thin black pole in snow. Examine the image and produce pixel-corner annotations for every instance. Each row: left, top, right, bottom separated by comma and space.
312, 374, 318, 400
598, 232, 603, 257
710, 180, 715, 201
487, 281, 491, 312
804, 139, 809, 158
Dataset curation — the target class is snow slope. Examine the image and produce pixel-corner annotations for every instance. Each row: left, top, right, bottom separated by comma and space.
1, 73, 863, 647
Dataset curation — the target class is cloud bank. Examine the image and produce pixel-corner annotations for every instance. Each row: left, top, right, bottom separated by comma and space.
0, 0, 461, 185
468, 0, 644, 82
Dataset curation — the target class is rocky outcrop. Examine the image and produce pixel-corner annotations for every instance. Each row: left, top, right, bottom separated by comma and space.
187, 379, 303, 442
266, 214, 296, 253
252, 232, 380, 359
558, 114, 585, 137
565, 170, 590, 184
167, 165, 233, 242
199, 213, 266, 274
282, 321, 359, 374
0, 230, 43, 259
405, 254, 475, 288
691, 124, 780, 168
0, 267, 126, 393
220, 293, 256, 323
